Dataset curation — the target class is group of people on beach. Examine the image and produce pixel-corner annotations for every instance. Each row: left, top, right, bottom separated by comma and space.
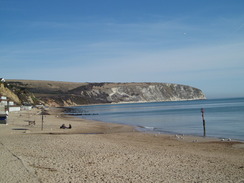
60, 124, 72, 129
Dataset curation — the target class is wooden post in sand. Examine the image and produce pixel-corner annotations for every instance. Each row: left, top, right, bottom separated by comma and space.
201, 108, 206, 137
41, 109, 44, 131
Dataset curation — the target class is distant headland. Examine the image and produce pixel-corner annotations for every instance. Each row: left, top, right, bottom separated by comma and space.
2, 79, 206, 107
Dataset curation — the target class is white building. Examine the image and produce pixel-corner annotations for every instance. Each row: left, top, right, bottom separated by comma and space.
8, 101, 15, 106
0, 95, 21, 112
0, 78, 5, 83
21, 105, 32, 111
0, 96, 15, 107
9, 105, 21, 112
0, 97, 8, 106
0, 96, 7, 100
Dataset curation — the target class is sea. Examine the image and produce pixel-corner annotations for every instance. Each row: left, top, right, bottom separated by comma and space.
67, 98, 244, 141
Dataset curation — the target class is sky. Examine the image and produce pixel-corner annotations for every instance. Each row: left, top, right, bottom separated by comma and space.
0, 0, 244, 98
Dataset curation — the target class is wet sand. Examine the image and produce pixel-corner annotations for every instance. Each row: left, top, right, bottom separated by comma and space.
0, 108, 244, 183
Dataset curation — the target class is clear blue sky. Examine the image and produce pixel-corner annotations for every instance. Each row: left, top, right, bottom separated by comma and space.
1, 0, 244, 98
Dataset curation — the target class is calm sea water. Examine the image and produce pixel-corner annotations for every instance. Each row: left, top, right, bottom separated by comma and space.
68, 98, 244, 141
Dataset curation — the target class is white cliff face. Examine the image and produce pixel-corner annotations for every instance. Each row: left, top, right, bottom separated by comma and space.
82, 83, 206, 104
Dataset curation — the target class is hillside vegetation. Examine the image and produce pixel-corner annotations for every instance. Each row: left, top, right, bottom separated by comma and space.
0, 82, 21, 104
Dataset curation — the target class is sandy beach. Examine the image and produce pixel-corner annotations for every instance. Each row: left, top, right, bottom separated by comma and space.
0, 108, 244, 183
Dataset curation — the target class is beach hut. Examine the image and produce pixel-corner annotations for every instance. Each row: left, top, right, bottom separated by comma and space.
0, 78, 5, 83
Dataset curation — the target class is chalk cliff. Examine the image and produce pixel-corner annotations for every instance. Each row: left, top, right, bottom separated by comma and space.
6, 80, 206, 107
69, 83, 205, 104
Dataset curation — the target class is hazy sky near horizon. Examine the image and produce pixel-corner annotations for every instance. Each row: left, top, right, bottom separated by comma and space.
1, 0, 244, 98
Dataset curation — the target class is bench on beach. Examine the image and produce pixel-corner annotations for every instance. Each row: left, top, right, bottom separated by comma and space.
25, 120, 35, 126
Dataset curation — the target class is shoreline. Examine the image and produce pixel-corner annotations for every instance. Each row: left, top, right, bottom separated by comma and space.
60, 97, 206, 107
63, 98, 244, 142
63, 106, 244, 143
0, 107, 244, 182
58, 106, 244, 144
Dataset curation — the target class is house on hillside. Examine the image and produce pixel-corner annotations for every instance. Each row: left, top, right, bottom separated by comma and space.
0, 96, 7, 100
8, 101, 14, 106
0, 96, 8, 106
0, 95, 21, 112
0, 96, 14, 107
0, 78, 5, 83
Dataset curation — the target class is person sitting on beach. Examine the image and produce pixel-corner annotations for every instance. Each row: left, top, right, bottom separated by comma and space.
68, 124, 72, 129
60, 124, 66, 129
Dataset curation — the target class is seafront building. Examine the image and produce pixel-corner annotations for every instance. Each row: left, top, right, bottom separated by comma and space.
0, 95, 8, 105
0, 95, 25, 124
0, 94, 34, 124
0, 96, 8, 124
0, 78, 33, 124
0, 95, 22, 112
